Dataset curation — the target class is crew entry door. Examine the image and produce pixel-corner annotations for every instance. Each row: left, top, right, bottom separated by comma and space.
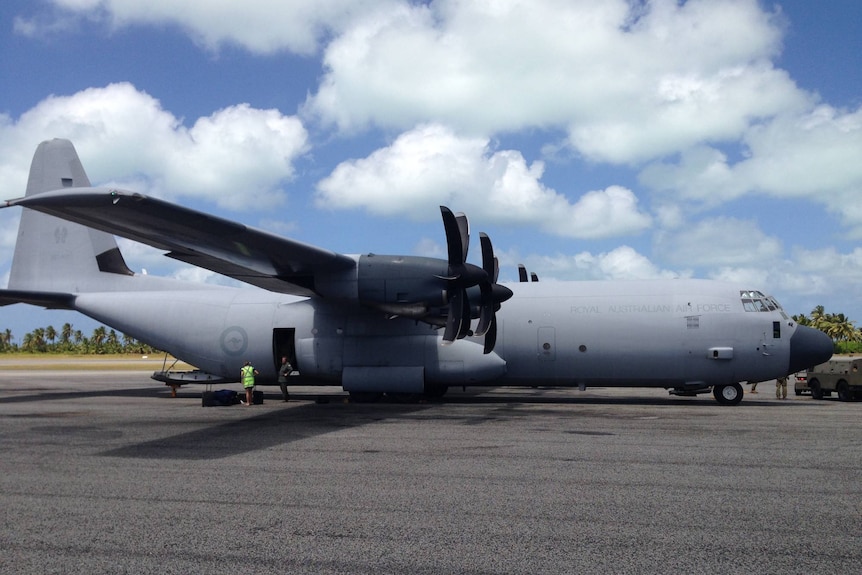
272, 328, 297, 374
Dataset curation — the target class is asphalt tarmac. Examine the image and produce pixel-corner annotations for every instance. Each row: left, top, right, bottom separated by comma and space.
0, 368, 859, 574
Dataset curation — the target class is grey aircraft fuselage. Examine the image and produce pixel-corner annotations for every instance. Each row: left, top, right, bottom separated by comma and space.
68, 277, 804, 391
73, 278, 801, 388
2, 139, 834, 405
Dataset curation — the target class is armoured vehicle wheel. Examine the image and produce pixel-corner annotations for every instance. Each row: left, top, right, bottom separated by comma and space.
810, 379, 823, 400
837, 381, 851, 402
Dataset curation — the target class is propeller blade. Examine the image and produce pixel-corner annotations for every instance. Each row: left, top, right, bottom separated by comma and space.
479, 233, 495, 281
441, 206, 473, 343
457, 291, 472, 339
531, 272, 539, 282
483, 315, 497, 355
440, 206, 469, 267
518, 264, 528, 282
475, 282, 493, 336
455, 212, 469, 263
475, 233, 495, 336
442, 287, 463, 344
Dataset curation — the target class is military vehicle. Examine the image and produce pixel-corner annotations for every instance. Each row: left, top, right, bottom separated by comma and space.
806, 357, 862, 401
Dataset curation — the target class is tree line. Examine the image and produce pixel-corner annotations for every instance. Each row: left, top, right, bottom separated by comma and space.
0, 323, 160, 355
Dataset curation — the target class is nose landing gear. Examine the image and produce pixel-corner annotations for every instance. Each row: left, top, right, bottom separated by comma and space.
713, 382, 744, 405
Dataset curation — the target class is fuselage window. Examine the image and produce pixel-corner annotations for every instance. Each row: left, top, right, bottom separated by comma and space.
773, 321, 781, 339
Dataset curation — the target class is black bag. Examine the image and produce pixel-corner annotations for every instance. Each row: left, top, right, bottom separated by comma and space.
202, 389, 238, 407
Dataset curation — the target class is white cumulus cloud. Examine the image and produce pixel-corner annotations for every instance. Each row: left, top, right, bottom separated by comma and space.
29, 0, 397, 54
654, 216, 783, 267
0, 83, 308, 210
509, 245, 686, 282
306, 0, 806, 164
315, 124, 651, 238
641, 104, 862, 233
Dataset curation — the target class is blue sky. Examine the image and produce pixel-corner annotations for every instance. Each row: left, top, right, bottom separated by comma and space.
1, 0, 861, 342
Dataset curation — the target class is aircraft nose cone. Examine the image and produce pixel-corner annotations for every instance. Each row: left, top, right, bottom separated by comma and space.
788, 325, 833, 373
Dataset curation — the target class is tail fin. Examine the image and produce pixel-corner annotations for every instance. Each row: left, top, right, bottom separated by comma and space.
7, 139, 133, 294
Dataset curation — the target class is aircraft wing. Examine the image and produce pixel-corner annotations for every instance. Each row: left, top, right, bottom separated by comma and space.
4, 188, 357, 296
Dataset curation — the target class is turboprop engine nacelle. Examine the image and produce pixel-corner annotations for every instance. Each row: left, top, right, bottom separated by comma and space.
314, 207, 513, 353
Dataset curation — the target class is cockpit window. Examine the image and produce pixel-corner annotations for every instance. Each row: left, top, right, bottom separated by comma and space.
740, 290, 783, 312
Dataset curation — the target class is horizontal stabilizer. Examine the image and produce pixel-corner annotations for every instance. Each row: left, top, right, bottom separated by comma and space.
0, 290, 76, 309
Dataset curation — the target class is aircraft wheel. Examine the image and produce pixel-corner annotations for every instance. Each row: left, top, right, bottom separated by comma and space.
810, 379, 824, 400
837, 381, 851, 402
713, 383, 743, 405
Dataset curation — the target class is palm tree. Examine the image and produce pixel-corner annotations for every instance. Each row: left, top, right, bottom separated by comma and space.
823, 313, 857, 342
31, 328, 47, 352
122, 333, 137, 353
45, 325, 57, 349
91, 326, 107, 353
810, 305, 826, 332
61, 323, 73, 345
106, 329, 120, 353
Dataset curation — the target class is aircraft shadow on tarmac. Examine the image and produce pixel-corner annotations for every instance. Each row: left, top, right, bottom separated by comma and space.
95, 389, 810, 461
101, 399, 434, 460
0, 386, 174, 404
1, 386, 809, 461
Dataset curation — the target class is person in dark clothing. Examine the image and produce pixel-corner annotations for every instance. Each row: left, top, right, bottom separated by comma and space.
278, 356, 294, 402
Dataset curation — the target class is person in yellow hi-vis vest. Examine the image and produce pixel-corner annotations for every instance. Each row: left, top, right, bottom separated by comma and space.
240, 361, 259, 406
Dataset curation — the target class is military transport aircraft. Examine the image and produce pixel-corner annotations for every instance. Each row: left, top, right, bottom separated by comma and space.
1, 139, 833, 405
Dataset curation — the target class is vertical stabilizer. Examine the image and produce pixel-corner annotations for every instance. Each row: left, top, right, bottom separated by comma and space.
8, 139, 133, 293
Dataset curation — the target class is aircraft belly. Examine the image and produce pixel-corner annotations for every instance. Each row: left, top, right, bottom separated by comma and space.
74, 291, 235, 374
337, 334, 505, 387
